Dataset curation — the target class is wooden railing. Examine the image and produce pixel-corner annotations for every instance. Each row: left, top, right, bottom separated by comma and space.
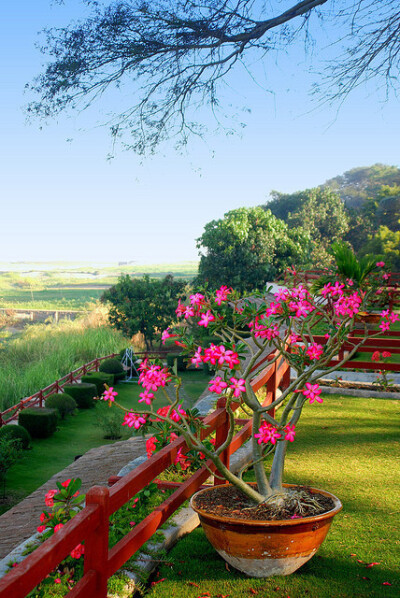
0, 351, 165, 427
0, 350, 290, 598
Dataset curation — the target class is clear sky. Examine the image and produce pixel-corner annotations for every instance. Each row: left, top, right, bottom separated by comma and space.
1, 1, 399, 265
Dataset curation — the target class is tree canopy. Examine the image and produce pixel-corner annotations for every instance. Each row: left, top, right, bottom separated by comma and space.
101, 274, 186, 349
28, 1, 400, 153
196, 206, 310, 292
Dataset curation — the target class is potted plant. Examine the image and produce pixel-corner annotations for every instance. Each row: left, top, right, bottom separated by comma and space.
102, 278, 398, 577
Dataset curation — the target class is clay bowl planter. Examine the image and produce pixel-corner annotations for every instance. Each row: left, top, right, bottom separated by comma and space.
190, 484, 342, 578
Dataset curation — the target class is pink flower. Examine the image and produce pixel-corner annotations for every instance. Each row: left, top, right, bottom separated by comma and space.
54, 578, 61, 584
215, 286, 232, 305
161, 328, 177, 344
376, 261, 385, 267
122, 412, 147, 429
383, 273, 390, 280
146, 436, 158, 457
37, 525, 47, 533
306, 343, 324, 361
382, 351, 392, 359
388, 312, 399, 323
371, 351, 380, 362
190, 293, 206, 307
175, 300, 186, 317
302, 383, 323, 404
103, 387, 118, 402
254, 422, 281, 445
191, 346, 203, 367
54, 523, 64, 533
274, 288, 290, 301
139, 391, 155, 405
346, 278, 354, 286
45, 489, 57, 507
208, 376, 228, 394
198, 310, 215, 328
288, 333, 300, 345
379, 320, 390, 332
40, 512, 47, 522
70, 543, 84, 559
229, 377, 246, 397
129, 521, 136, 526
265, 301, 282, 317
183, 305, 195, 319
284, 425, 296, 442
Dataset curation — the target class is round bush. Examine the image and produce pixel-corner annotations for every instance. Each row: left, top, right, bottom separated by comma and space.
62, 383, 98, 409
80, 372, 114, 395
19, 408, 58, 439
45, 393, 77, 420
0, 424, 31, 449
99, 358, 126, 381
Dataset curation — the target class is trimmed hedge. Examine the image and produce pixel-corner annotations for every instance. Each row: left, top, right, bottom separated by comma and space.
0, 424, 31, 449
62, 383, 98, 409
166, 354, 187, 372
19, 408, 58, 439
81, 372, 114, 395
99, 358, 126, 382
45, 393, 77, 420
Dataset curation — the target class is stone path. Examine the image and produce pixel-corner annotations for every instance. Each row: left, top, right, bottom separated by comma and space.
0, 436, 146, 560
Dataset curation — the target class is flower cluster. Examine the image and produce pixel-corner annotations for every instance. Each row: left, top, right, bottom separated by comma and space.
138, 359, 171, 392
379, 309, 399, 332
191, 344, 240, 369
37, 479, 85, 561
208, 376, 246, 397
254, 422, 296, 445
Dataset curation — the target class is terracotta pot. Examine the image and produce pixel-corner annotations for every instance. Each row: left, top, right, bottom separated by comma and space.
190, 484, 342, 577
355, 312, 381, 324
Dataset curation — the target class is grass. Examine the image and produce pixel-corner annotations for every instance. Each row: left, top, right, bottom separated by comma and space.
0, 314, 128, 411
1, 369, 210, 515
147, 395, 400, 598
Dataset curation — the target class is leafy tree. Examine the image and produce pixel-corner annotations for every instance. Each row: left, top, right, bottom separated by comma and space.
0, 438, 23, 498
28, 1, 400, 153
101, 275, 187, 349
196, 207, 310, 292
264, 187, 349, 266
359, 226, 400, 270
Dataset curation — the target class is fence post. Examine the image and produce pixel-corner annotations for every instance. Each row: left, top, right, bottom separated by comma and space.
214, 397, 230, 486
84, 486, 110, 598
39, 390, 43, 408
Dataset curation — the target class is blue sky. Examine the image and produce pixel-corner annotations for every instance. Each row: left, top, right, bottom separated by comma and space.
1, 1, 399, 265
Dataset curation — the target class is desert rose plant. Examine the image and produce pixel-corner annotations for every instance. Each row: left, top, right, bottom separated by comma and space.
102, 273, 398, 513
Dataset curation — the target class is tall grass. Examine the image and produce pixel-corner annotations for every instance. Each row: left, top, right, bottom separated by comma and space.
0, 308, 129, 411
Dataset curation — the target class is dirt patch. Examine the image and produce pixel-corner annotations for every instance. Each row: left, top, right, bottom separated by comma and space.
321, 379, 400, 393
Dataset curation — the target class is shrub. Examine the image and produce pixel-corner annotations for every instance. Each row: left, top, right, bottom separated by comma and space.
166, 354, 187, 372
19, 408, 58, 439
45, 393, 77, 420
94, 403, 124, 439
0, 424, 31, 449
62, 383, 98, 409
99, 358, 126, 381
0, 437, 23, 497
81, 372, 114, 394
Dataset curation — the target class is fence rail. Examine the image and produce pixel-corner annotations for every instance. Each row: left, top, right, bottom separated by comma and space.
0, 350, 289, 598
0, 351, 165, 427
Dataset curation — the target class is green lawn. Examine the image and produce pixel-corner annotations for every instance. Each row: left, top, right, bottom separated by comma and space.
1, 369, 210, 515
148, 395, 400, 598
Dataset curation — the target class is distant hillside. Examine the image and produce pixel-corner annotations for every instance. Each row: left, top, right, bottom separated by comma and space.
322, 164, 400, 211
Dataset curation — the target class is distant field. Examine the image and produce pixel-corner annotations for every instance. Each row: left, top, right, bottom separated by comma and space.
0, 261, 198, 310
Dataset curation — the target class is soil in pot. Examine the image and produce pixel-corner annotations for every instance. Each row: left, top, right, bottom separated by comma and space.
193, 484, 335, 520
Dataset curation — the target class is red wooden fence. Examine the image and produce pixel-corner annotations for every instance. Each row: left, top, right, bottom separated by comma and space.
0, 350, 289, 598
0, 351, 165, 427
